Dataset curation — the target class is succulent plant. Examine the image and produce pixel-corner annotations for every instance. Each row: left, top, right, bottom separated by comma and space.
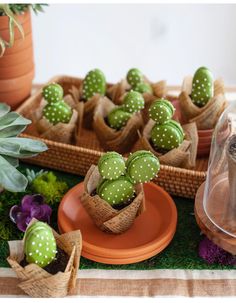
0, 103, 47, 192
25, 168, 47, 184
42, 83, 72, 125
82, 69, 106, 101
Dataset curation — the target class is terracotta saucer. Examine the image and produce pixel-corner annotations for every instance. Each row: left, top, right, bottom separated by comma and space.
58, 182, 177, 264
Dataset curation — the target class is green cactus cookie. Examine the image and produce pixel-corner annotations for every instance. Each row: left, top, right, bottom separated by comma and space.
191, 67, 213, 107
126, 150, 160, 184
43, 100, 72, 125
107, 107, 132, 130
97, 175, 135, 206
24, 221, 57, 268
149, 99, 175, 124
151, 120, 184, 151
123, 91, 145, 113
98, 152, 126, 180
134, 82, 153, 94
42, 83, 64, 104
126, 68, 143, 87
82, 69, 106, 101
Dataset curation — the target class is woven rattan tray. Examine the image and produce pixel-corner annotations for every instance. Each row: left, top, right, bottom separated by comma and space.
17, 75, 208, 199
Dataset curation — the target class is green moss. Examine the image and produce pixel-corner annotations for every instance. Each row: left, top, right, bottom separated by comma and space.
30, 171, 68, 205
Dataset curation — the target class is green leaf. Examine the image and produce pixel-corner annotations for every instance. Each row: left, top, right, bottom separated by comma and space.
0, 37, 6, 57
0, 138, 48, 152
0, 103, 10, 118
0, 113, 31, 138
0, 138, 47, 158
0, 125, 27, 138
0, 112, 30, 129
2, 4, 24, 46
1, 155, 19, 167
0, 155, 28, 192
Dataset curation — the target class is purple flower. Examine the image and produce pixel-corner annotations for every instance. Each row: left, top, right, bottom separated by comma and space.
9, 194, 52, 232
199, 236, 236, 266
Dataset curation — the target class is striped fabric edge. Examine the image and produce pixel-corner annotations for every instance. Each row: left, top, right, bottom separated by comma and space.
0, 268, 236, 297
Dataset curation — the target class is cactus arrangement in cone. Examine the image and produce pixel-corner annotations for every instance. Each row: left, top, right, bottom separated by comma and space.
82, 69, 106, 101
42, 83, 72, 125
107, 91, 145, 130
24, 221, 57, 268
190, 67, 214, 107
126, 68, 153, 94
0, 103, 47, 192
97, 151, 160, 207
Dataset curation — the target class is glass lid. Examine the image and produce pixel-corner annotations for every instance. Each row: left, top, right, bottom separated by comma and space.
203, 101, 236, 238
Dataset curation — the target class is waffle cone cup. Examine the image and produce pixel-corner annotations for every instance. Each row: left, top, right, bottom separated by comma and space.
179, 76, 227, 129
140, 120, 198, 168
7, 219, 82, 298
106, 79, 129, 105
80, 165, 145, 234
70, 84, 102, 130
151, 80, 167, 98
93, 96, 143, 153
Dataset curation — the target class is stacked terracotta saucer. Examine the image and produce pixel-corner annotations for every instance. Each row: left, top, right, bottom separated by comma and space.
58, 182, 177, 265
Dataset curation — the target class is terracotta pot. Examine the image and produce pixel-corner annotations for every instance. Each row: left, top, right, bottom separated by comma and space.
0, 69, 34, 109
0, 60, 34, 79
0, 10, 34, 108
4, 33, 32, 55
0, 45, 33, 67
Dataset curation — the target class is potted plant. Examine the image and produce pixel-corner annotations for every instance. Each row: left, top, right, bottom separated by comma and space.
0, 4, 46, 109
0, 102, 47, 193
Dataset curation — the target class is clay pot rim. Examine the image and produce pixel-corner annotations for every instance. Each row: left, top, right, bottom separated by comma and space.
0, 69, 34, 92
0, 10, 30, 29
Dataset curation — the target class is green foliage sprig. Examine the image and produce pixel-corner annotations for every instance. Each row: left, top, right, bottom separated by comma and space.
31, 172, 68, 205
